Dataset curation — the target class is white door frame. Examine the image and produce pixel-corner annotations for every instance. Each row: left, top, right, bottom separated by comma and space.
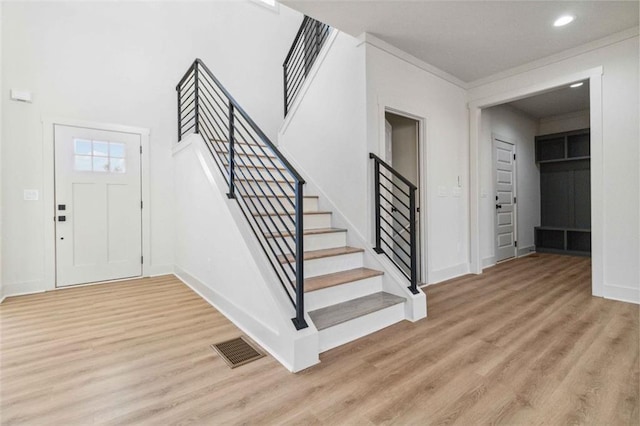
469, 66, 604, 297
492, 135, 518, 262
42, 118, 151, 290
377, 103, 428, 285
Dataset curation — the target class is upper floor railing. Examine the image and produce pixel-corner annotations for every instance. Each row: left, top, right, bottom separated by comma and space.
177, 59, 308, 330
369, 153, 419, 294
283, 16, 331, 116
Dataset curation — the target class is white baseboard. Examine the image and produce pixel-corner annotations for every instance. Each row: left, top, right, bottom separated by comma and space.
603, 284, 640, 305
427, 262, 471, 285
2, 280, 47, 299
173, 266, 319, 372
148, 264, 174, 277
482, 256, 496, 269
517, 245, 536, 257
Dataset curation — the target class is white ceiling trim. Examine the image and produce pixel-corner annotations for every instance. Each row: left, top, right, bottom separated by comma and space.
468, 26, 639, 89
358, 33, 468, 90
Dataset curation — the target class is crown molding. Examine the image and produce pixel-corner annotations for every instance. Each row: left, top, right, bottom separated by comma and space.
468, 26, 639, 89
357, 33, 468, 90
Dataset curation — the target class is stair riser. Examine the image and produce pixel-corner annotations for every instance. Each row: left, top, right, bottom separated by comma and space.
305, 275, 382, 311
259, 213, 332, 233
234, 167, 293, 182
247, 197, 318, 214
317, 303, 405, 352
303, 251, 364, 278
236, 180, 295, 197
267, 231, 347, 253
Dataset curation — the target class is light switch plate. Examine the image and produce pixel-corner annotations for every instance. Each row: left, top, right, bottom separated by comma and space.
24, 189, 39, 201
11, 89, 32, 103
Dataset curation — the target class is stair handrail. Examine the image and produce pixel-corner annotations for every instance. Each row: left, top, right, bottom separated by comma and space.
369, 153, 419, 294
176, 58, 308, 330
283, 16, 331, 116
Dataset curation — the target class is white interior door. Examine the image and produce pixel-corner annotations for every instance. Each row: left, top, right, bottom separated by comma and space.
494, 138, 517, 262
54, 125, 142, 287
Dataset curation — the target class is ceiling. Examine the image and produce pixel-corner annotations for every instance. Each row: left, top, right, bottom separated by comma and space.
507, 80, 590, 118
281, 1, 639, 83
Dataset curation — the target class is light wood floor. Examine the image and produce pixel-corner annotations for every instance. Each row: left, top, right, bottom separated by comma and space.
1, 254, 638, 425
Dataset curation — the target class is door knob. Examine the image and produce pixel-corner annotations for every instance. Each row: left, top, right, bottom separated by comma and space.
496, 204, 502, 209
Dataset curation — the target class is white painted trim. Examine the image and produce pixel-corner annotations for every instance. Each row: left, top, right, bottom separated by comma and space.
173, 267, 301, 372
376, 99, 431, 285
603, 284, 640, 305
2, 281, 46, 299
426, 262, 471, 285
468, 66, 604, 298
148, 265, 175, 277
358, 33, 467, 89
41, 117, 152, 292
468, 26, 639, 88
517, 245, 536, 257
482, 256, 496, 269
279, 29, 338, 135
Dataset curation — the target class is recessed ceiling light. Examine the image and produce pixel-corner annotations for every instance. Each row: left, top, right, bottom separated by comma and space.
554, 15, 575, 27
570, 82, 584, 88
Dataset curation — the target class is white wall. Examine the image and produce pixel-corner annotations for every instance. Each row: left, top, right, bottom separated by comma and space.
470, 35, 639, 303
173, 135, 318, 372
279, 32, 368, 236
0, 2, 3, 301
538, 109, 590, 135
480, 104, 539, 266
365, 42, 470, 284
1, 1, 301, 296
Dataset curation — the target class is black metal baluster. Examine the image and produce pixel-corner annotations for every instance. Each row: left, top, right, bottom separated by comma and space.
409, 187, 418, 294
194, 63, 200, 135
292, 180, 307, 330
372, 155, 383, 254
227, 102, 235, 199
177, 84, 183, 141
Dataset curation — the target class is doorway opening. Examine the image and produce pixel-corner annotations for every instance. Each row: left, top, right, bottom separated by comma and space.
480, 79, 591, 269
383, 111, 423, 284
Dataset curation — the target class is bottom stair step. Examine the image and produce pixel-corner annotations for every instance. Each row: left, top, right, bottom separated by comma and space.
308, 292, 406, 331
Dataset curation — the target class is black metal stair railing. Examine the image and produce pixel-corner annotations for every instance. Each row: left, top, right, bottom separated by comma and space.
369, 153, 419, 294
283, 16, 331, 116
176, 59, 308, 330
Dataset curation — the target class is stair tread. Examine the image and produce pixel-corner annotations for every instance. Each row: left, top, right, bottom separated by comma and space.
215, 148, 276, 158
309, 291, 406, 331
247, 194, 318, 199
305, 267, 383, 292
278, 246, 364, 264
264, 227, 346, 239
254, 211, 331, 217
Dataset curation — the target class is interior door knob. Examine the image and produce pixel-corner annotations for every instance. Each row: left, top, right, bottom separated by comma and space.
496, 204, 502, 209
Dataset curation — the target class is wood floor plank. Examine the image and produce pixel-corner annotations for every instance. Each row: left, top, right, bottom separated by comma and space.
1, 255, 637, 425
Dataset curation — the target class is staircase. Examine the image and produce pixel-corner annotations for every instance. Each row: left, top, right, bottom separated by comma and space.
220, 138, 407, 352
176, 54, 421, 368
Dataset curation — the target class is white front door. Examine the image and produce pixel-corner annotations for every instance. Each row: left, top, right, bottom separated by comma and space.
54, 125, 142, 287
494, 138, 517, 262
